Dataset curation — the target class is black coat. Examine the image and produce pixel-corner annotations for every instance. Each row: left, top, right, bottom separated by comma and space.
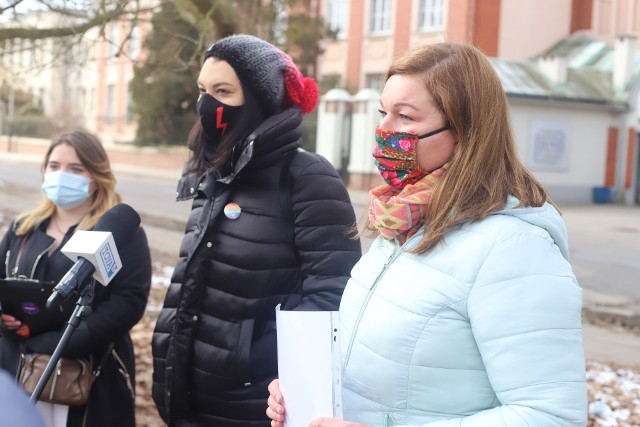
0, 218, 151, 427
152, 108, 362, 426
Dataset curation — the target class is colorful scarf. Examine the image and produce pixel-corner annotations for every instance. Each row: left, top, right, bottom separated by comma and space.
368, 167, 446, 244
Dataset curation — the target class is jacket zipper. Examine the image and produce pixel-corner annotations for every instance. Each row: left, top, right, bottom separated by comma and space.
81, 401, 89, 427
343, 240, 407, 367
384, 412, 396, 426
4, 249, 10, 277
29, 242, 55, 279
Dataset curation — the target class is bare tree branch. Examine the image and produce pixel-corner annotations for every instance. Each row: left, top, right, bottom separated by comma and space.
38, 0, 90, 18
0, 0, 155, 41
0, 0, 26, 15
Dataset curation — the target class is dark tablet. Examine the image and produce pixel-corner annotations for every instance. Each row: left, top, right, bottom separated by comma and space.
0, 278, 67, 337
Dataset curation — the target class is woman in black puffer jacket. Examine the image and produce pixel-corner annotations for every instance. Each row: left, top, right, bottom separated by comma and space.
151, 34, 361, 427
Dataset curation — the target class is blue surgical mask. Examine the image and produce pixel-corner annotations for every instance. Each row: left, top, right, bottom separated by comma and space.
41, 171, 92, 209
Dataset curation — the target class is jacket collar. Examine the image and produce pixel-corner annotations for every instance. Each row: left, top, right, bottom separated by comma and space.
176, 107, 303, 200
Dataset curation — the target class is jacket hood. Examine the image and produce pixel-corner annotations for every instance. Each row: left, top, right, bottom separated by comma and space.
492, 196, 570, 260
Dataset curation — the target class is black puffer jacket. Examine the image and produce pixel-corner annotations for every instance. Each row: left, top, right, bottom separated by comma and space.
0, 219, 151, 427
152, 108, 361, 426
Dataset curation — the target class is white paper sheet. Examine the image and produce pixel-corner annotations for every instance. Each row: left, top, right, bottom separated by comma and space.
276, 305, 343, 427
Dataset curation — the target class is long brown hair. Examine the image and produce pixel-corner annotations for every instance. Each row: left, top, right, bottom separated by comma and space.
385, 42, 552, 254
15, 130, 122, 235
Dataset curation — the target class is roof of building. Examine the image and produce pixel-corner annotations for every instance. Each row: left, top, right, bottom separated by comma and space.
491, 33, 640, 109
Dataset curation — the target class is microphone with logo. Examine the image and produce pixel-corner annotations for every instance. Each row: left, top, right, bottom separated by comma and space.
46, 203, 141, 311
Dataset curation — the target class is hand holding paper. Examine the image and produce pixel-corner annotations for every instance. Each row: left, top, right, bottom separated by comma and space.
275, 305, 343, 427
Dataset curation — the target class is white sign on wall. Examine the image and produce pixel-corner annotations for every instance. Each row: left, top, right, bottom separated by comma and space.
529, 119, 570, 170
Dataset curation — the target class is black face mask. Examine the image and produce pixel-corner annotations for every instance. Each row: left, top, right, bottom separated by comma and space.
196, 93, 244, 145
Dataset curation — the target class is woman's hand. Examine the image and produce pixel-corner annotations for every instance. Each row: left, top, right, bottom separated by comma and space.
267, 379, 286, 426
1, 313, 29, 337
1, 313, 20, 329
310, 418, 371, 427
267, 379, 370, 427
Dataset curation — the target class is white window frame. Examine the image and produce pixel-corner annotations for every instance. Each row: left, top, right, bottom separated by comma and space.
326, 0, 349, 39
418, 0, 445, 32
370, 0, 392, 35
109, 23, 120, 59
106, 84, 116, 124
128, 24, 141, 60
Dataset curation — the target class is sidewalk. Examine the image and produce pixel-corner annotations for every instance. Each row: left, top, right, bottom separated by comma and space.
0, 135, 188, 179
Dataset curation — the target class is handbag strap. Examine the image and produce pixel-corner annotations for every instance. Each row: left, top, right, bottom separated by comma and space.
92, 343, 114, 377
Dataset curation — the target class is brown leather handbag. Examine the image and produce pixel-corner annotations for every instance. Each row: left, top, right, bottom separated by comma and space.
18, 344, 113, 406
18, 354, 94, 406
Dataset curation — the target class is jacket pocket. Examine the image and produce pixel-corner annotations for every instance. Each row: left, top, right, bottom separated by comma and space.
248, 320, 278, 382
383, 413, 396, 426
236, 318, 255, 386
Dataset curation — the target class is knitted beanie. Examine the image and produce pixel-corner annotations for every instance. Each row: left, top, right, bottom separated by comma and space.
204, 34, 319, 115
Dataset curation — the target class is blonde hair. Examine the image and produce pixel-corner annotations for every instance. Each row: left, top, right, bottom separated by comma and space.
377, 42, 552, 254
15, 130, 122, 235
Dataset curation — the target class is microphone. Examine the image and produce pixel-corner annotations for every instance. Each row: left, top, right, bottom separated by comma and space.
46, 204, 141, 310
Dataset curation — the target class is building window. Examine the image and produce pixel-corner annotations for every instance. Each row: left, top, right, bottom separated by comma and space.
8, 40, 16, 67
78, 88, 85, 111
418, 0, 445, 31
109, 23, 120, 58
126, 90, 134, 123
319, 74, 342, 94
106, 84, 115, 124
365, 73, 385, 93
39, 88, 45, 108
272, 1, 288, 45
30, 39, 37, 66
19, 39, 27, 67
89, 88, 95, 111
326, 0, 349, 38
370, 0, 391, 35
128, 24, 140, 60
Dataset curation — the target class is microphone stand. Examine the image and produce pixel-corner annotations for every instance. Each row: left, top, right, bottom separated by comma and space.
29, 279, 95, 405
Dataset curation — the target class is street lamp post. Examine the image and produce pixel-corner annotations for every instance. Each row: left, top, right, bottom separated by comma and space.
0, 66, 16, 153
7, 78, 14, 152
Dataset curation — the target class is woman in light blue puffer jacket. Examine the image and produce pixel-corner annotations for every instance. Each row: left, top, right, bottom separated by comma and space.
267, 42, 587, 427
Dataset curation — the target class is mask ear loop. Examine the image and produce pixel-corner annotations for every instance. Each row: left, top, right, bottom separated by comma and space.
418, 124, 451, 139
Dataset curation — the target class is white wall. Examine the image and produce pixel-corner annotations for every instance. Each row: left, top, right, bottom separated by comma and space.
509, 98, 619, 204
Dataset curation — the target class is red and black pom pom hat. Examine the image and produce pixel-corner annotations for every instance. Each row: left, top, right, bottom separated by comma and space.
204, 34, 319, 115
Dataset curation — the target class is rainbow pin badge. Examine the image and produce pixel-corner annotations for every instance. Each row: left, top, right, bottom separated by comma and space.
224, 202, 241, 220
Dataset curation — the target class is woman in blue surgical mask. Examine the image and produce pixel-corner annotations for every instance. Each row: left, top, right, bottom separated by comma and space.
267, 42, 587, 427
0, 130, 151, 427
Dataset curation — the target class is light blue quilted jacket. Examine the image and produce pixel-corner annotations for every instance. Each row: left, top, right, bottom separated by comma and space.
339, 200, 587, 426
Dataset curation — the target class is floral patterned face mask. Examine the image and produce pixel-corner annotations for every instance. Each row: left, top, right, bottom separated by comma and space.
372, 125, 451, 188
